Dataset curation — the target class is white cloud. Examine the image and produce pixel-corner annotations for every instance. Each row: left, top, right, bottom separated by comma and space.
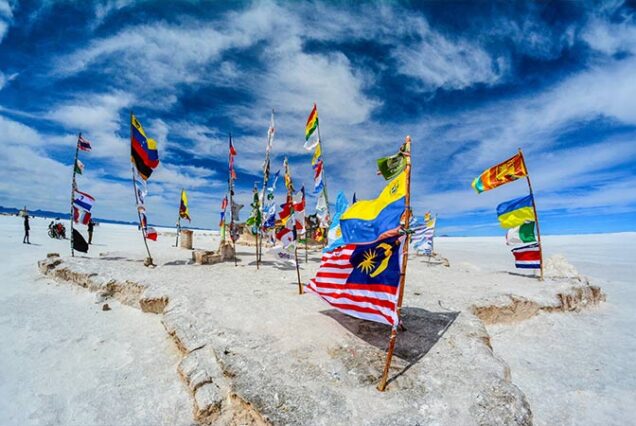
0, 0, 13, 43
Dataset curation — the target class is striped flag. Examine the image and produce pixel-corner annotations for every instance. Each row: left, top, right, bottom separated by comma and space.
73, 207, 91, 225
306, 235, 404, 326
511, 243, 541, 269
78, 135, 92, 152
73, 189, 95, 212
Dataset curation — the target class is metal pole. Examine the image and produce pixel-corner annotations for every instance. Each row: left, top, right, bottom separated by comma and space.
377, 135, 413, 392
519, 148, 544, 281
70, 133, 80, 257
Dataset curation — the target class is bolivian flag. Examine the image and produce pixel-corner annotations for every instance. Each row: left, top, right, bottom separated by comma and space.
497, 195, 535, 229
340, 170, 407, 244
305, 104, 318, 141
131, 113, 159, 180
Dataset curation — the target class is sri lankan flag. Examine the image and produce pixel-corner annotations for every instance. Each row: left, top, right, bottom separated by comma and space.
131, 113, 159, 180
305, 103, 318, 141
472, 153, 527, 193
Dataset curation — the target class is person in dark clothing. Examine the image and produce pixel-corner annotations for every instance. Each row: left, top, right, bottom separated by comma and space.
23, 215, 30, 244
88, 220, 95, 244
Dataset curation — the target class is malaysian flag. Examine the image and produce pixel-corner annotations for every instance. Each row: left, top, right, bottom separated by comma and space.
511, 243, 541, 269
306, 235, 405, 326
78, 135, 92, 152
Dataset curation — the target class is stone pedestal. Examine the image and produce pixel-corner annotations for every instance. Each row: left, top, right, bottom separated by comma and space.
180, 229, 193, 250
192, 250, 221, 265
218, 240, 235, 261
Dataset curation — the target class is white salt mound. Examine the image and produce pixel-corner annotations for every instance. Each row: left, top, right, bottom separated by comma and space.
544, 254, 581, 280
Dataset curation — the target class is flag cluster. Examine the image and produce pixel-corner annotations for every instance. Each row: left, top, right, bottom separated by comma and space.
130, 114, 159, 242
72, 134, 95, 253
472, 152, 541, 270
306, 140, 410, 327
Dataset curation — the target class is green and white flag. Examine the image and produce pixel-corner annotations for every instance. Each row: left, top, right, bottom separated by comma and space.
74, 159, 85, 175
506, 221, 536, 245
376, 148, 407, 181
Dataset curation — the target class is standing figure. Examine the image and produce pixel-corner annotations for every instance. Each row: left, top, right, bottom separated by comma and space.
88, 220, 95, 244
23, 214, 30, 244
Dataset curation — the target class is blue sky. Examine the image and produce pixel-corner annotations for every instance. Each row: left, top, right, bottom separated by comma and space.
0, 1, 635, 236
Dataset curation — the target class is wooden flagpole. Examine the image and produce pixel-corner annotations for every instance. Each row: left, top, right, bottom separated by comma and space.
130, 112, 153, 265
175, 189, 183, 247
70, 133, 81, 257
228, 133, 238, 267
377, 135, 412, 392
518, 148, 544, 281
314, 104, 332, 223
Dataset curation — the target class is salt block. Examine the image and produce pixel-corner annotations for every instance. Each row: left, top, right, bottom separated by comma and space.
192, 250, 222, 265
180, 229, 193, 250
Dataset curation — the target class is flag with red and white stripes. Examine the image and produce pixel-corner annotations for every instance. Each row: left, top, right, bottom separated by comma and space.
78, 135, 92, 152
511, 243, 541, 269
306, 235, 405, 326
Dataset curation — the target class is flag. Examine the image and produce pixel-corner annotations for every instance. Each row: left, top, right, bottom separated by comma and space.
73, 189, 95, 212
305, 103, 319, 141
263, 170, 280, 229
283, 157, 293, 192
497, 195, 535, 229
311, 144, 321, 166
179, 190, 191, 221
306, 235, 405, 326
78, 135, 92, 152
293, 186, 306, 234
472, 153, 527, 193
340, 170, 407, 244
316, 191, 329, 226
324, 192, 348, 252
277, 194, 293, 225
276, 225, 296, 248
246, 184, 262, 232
313, 159, 324, 194
511, 243, 541, 269
73, 207, 91, 225
74, 159, 85, 175
506, 221, 536, 245
72, 229, 89, 253
230, 200, 243, 222
145, 227, 158, 241
221, 196, 228, 211
267, 110, 276, 152
377, 151, 407, 181
412, 215, 436, 255
131, 114, 159, 180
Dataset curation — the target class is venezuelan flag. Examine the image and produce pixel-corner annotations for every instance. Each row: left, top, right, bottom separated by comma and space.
497, 195, 535, 229
340, 171, 406, 244
131, 114, 159, 180
305, 104, 318, 141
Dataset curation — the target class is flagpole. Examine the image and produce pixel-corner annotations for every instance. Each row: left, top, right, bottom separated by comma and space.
228, 133, 238, 267
314, 105, 331, 223
70, 133, 81, 257
518, 148, 544, 281
258, 109, 274, 265
130, 112, 153, 265
175, 189, 182, 247
378, 135, 413, 392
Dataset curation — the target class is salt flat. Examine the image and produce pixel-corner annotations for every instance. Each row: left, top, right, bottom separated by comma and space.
2, 215, 634, 425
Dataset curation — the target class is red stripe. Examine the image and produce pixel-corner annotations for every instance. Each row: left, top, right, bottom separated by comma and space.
316, 271, 351, 279
309, 282, 399, 295
319, 262, 352, 269
324, 301, 394, 325
513, 251, 541, 261
132, 137, 159, 168
313, 290, 396, 310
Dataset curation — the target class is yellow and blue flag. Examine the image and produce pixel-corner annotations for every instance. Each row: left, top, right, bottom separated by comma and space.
340, 170, 406, 243
497, 195, 535, 228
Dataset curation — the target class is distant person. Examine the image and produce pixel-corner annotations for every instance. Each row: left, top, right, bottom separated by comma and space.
88, 220, 95, 244
23, 215, 30, 244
